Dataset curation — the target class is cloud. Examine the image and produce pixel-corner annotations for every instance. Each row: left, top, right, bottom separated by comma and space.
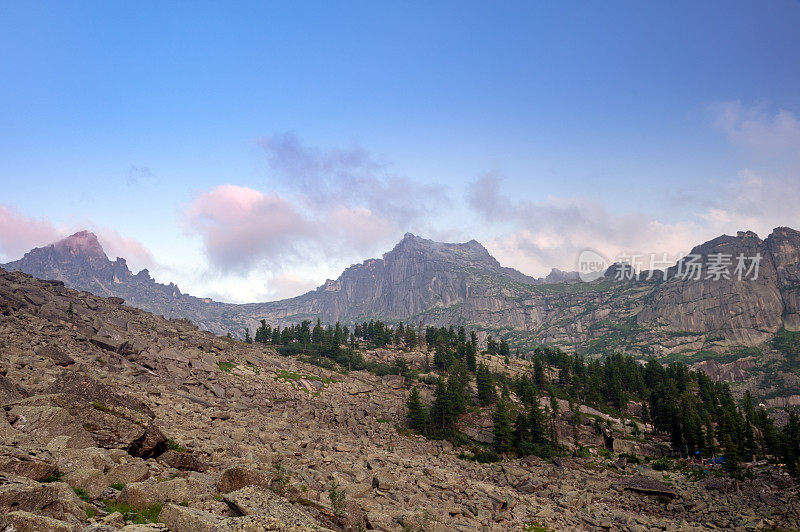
258, 133, 445, 224
0, 204, 156, 273
0, 205, 63, 259
94, 229, 155, 271
467, 177, 705, 276
184, 184, 399, 273
185, 185, 316, 271
710, 102, 800, 160
467, 103, 800, 277
125, 165, 155, 185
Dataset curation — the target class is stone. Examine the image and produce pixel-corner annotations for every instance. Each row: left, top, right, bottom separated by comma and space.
158, 502, 224, 532
36, 345, 76, 367
222, 485, 320, 529
618, 476, 678, 498
0, 510, 80, 532
217, 466, 271, 494
0, 444, 58, 481
371, 473, 396, 491
158, 450, 207, 472
0, 474, 86, 524
119, 477, 213, 508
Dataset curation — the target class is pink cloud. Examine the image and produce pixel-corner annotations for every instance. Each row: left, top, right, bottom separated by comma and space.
95, 229, 155, 271
186, 185, 317, 270
0, 205, 64, 259
185, 184, 399, 272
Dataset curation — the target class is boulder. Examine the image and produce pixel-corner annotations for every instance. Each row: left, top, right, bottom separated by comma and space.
0, 510, 80, 532
212, 515, 329, 531
158, 502, 224, 532
0, 374, 25, 404
36, 345, 75, 367
158, 450, 207, 472
118, 476, 213, 508
371, 474, 396, 491
0, 444, 58, 481
216, 466, 271, 494
222, 485, 320, 529
0, 474, 86, 524
618, 476, 677, 497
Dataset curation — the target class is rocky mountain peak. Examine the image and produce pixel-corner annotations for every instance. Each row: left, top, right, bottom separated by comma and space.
52, 230, 108, 261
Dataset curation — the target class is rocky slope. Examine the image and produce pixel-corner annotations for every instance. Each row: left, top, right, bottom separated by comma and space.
0, 267, 798, 531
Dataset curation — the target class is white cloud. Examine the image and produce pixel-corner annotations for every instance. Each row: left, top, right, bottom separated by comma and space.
466, 103, 800, 277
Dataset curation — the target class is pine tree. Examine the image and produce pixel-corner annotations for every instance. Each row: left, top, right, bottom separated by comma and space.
476, 363, 496, 406
406, 387, 428, 433
244, 328, 252, 344
430, 377, 456, 436
493, 400, 513, 454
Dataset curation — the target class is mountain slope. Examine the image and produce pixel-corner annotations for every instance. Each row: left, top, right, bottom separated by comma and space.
5, 228, 800, 367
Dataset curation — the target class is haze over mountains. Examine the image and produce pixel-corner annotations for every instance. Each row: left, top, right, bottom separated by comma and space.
4, 227, 800, 358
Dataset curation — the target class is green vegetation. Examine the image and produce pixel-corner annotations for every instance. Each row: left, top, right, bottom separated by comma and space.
73, 487, 90, 502
327, 480, 347, 517
41, 471, 63, 483
218, 360, 236, 373
167, 438, 186, 453
109, 482, 125, 491
101, 500, 163, 524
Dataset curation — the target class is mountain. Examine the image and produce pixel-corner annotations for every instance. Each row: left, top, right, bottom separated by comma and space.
5, 228, 800, 369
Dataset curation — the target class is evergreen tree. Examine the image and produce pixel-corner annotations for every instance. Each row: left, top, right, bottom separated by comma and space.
406, 387, 428, 433
492, 400, 513, 454
244, 328, 252, 344
476, 363, 496, 406
430, 377, 456, 436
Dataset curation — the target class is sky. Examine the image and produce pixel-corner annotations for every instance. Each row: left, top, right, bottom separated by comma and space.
1, 1, 800, 303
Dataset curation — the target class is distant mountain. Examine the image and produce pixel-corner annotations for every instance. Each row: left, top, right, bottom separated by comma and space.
1, 231, 230, 328
5, 228, 800, 364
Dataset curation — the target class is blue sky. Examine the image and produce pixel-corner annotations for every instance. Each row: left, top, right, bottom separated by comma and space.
1, 1, 799, 302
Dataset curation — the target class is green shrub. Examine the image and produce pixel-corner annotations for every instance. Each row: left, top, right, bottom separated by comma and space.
102, 500, 163, 524
109, 482, 125, 491
73, 487, 90, 502
652, 457, 674, 471
167, 438, 187, 453
218, 361, 236, 373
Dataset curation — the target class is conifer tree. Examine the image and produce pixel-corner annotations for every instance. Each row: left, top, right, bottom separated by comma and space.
406, 387, 428, 433
476, 363, 496, 406
493, 399, 513, 454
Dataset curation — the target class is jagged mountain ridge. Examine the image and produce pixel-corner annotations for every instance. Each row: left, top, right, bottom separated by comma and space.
4, 228, 800, 361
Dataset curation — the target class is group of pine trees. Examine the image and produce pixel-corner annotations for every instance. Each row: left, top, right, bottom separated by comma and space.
247, 316, 800, 474
251, 318, 420, 351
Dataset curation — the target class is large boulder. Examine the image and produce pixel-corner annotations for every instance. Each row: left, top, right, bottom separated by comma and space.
158, 450, 207, 472
8, 373, 167, 458
216, 466, 271, 494
118, 476, 214, 508
222, 485, 321, 529
0, 444, 57, 481
618, 476, 677, 497
0, 510, 80, 532
0, 474, 86, 524
158, 502, 224, 532
36, 345, 75, 367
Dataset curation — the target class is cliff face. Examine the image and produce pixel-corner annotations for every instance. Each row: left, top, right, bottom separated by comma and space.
5, 228, 800, 359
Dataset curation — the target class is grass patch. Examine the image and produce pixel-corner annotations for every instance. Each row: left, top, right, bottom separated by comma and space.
73, 487, 90, 502
167, 438, 187, 453
376, 417, 390, 423
652, 457, 674, 471
41, 471, 63, 483
218, 361, 236, 373
102, 500, 163, 524
109, 482, 125, 491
